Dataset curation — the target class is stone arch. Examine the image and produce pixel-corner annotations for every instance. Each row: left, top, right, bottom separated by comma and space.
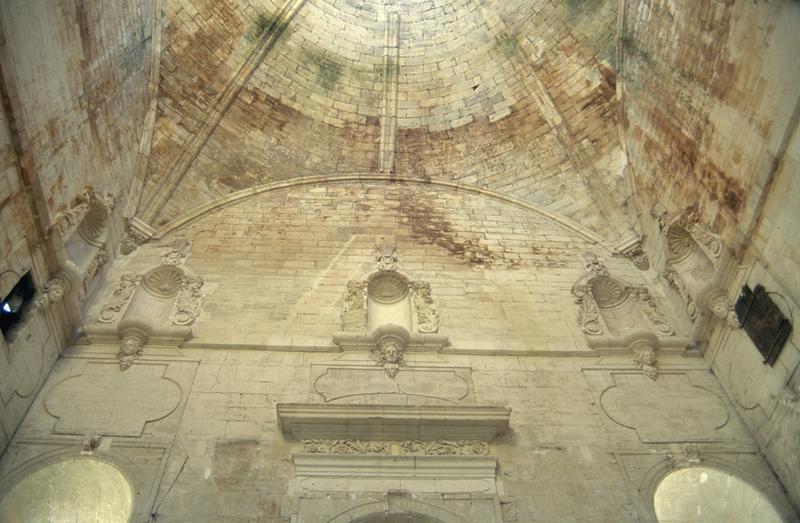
634, 453, 797, 522
327, 499, 467, 523
150, 175, 613, 251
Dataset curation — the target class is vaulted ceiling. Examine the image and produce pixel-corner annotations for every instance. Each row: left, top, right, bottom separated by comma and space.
133, 0, 632, 242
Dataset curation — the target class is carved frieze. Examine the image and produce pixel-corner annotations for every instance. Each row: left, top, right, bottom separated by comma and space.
409, 281, 439, 333
401, 440, 489, 456
98, 273, 141, 324
340, 281, 368, 332
303, 439, 391, 455
301, 439, 489, 456
33, 272, 72, 312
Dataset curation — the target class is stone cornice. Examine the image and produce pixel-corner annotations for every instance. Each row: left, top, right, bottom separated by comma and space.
277, 404, 510, 442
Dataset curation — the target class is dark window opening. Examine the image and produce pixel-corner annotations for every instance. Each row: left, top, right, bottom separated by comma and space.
1, 272, 36, 341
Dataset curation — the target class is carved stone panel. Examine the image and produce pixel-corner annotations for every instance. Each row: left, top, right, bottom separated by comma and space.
45, 362, 182, 437
313, 365, 473, 404
598, 373, 729, 443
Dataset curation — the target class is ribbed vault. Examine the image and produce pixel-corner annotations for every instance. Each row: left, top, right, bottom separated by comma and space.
134, 0, 631, 242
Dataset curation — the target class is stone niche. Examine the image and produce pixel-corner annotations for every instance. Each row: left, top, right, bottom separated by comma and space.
83, 240, 204, 370
572, 253, 687, 380
654, 205, 739, 328
334, 236, 448, 377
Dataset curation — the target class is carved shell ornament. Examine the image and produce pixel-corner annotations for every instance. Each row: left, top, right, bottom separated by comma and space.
591, 276, 629, 309
368, 272, 409, 304
77, 201, 109, 246
141, 265, 184, 298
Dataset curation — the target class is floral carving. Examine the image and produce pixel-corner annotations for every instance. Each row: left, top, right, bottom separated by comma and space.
98, 273, 141, 324
160, 239, 192, 267
400, 440, 489, 456
82, 247, 109, 297
303, 439, 390, 454
571, 254, 608, 336
409, 281, 439, 333
47, 188, 93, 238
117, 329, 147, 371
173, 276, 204, 326
341, 281, 368, 332
376, 236, 398, 271
119, 227, 149, 255
33, 272, 72, 312
664, 266, 697, 321
375, 334, 405, 378
632, 288, 675, 337
572, 284, 604, 336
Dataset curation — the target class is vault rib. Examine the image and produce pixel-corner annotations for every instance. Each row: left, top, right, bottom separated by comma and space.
137, 0, 308, 228
474, 1, 634, 242
378, 10, 401, 176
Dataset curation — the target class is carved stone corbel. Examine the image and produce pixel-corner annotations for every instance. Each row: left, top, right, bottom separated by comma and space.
374, 334, 405, 378
119, 218, 154, 255
705, 288, 741, 328
616, 236, 650, 271
33, 272, 72, 312
630, 339, 659, 381
117, 328, 148, 371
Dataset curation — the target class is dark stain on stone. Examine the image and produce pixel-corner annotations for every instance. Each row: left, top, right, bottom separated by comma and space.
397, 188, 518, 268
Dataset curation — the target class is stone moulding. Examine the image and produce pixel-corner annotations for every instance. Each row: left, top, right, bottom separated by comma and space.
292, 454, 497, 480
147, 175, 612, 249
277, 404, 511, 442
